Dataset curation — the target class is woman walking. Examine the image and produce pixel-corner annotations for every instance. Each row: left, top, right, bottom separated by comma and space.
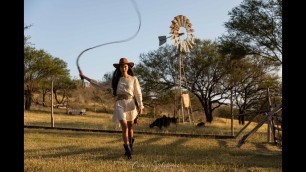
79, 57, 144, 159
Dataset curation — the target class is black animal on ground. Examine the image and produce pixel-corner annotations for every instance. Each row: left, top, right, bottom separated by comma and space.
149, 115, 177, 129
196, 122, 205, 128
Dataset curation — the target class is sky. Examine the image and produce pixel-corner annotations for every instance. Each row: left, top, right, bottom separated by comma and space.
24, 0, 245, 81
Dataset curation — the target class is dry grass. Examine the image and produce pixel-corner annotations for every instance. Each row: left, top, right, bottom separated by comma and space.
25, 128, 281, 172
24, 107, 268, 137
24, 107, 281, 171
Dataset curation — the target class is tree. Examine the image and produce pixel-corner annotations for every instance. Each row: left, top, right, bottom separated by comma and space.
185, 39, 230, 122
52, 76, 77, 106
218, 0, 282, 65
134, 45, 179, 111
228, 56, 281, 124
24, 34, 71, 110
136, 40, 231, 122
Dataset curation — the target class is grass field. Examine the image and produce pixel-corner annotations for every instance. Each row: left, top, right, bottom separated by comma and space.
24, 107, 282, 171
24, 106, 270, 136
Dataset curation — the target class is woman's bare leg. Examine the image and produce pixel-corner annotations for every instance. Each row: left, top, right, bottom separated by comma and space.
127, 121, 134, 144
120, 120, 132, 159
119, 120, 128, 144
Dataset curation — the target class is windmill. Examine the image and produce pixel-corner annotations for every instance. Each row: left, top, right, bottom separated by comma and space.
159, 15, 195, 123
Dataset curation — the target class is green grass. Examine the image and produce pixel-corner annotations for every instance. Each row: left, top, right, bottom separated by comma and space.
24, 106, 281, 171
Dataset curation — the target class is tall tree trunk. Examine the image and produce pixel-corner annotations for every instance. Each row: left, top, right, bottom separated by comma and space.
25, 86, 32, 110
238, 109, 245, 125
42, 93, 46, 107
53, 89, 66, 105
42, 89, 48, 107
202, 101, 213, 123
204, 107, 213, 123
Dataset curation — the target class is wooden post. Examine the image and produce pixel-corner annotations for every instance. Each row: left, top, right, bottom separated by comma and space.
178, 53, 184, 123
230, 89, 234, 136
230, 60, 235, 136
189, 96, 195, 126
153, 105, 156, 119
267, 88, 273, 143
51, 78, 54, 128
66, 96, 69, 114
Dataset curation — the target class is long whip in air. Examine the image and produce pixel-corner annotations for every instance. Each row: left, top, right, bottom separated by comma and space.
76, 0, 141, 86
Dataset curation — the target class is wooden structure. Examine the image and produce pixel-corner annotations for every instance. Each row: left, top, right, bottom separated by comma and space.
169, 15, 195, 124
235, 89, 282, 148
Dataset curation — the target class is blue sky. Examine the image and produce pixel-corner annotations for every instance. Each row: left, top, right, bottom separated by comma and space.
24, 0, 244, 81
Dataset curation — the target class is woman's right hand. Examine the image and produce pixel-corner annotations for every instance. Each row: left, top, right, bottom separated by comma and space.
138, 107, 143, 115
79, 70, 85, 80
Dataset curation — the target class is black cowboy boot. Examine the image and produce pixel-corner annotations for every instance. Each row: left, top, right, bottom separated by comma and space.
123, 144, 132, 160
129, 138, 135, 153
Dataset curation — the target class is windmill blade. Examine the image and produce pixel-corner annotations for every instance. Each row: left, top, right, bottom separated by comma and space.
174, 17, 181, 27
171, 20, 178, 27
179, 42, 183, 52
182, 16, 187, 24
173, 16, 179, 25
170, 23, 176, 29
169, 28, 176, 34
187, 33, 193, 38
186, 27, 194, 33
186, 18, 190, 25
182, 16, 188, 28
182, 20, 186, 28
179, 15, 184, 27
172, 39, 176, 45
169, 15, 195, 52
176, 43, 180, 50
180, 15, 186, 27
170, 28, 180, 34
187, 23, 193, 28
191, 37, 195, 44
188, 33, 195, 40
176, 15, 183, 27
186, 40, 193, 49
171, 35, 179, 45
183, 41, 188, 52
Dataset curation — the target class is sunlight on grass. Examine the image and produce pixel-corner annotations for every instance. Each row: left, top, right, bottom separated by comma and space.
24, 128, 282, 172
24, 104, 281, 171
24, 109, 268, 138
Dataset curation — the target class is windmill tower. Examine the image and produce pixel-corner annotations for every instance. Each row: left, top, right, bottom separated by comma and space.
169, 15, 195, 123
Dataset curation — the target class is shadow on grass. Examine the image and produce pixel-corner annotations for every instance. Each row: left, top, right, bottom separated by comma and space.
138, 136, 163, 145
25, 128, 282, 169
25, 109, 66, 115
134, 143, 281, 169
216, 139, 229, 148
28, 145, 123, 160
24, 128, 119, 139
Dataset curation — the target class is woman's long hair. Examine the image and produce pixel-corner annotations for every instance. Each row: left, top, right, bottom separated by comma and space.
112, 66, 134, 96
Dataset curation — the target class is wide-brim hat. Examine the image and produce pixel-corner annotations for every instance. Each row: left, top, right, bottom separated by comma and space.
113, 58, 134, 68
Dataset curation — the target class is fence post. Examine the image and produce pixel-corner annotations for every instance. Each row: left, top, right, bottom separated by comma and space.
51, 78, 54, 128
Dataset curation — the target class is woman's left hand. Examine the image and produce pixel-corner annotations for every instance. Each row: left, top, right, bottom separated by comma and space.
138, 107, 143, 115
